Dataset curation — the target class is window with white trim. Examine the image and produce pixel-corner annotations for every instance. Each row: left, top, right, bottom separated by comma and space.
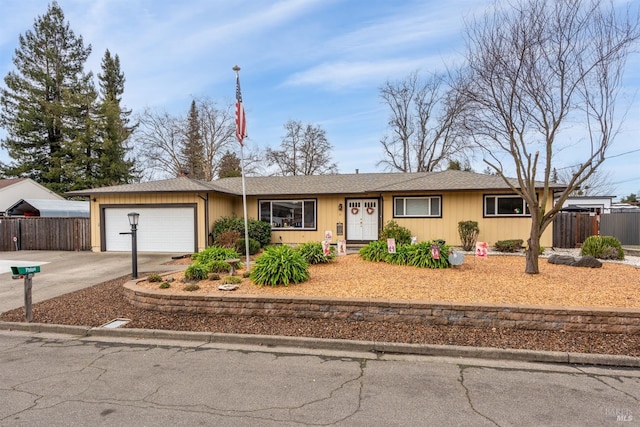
393, 196, 441, 217
484, 195, 529, 216
259, 200, 316, 229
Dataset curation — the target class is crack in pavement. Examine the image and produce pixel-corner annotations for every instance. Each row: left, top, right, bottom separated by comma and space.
458, 365, 501, 426
573, 366, 640, 403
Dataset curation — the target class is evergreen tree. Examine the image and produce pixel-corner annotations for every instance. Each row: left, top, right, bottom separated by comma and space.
217, 150, 242, 178
0, 1, 94, 194
181, 100, 205, 179
96, 49, 136, 186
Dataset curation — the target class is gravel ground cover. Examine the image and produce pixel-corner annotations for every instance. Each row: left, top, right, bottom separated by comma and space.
2, 251, 640, 357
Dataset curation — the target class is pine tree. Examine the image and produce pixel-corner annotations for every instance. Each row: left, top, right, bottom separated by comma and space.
96, 49, 136, 186
0, 1, 94, 194
181, 100, 205, 179
217, 150, 242, 178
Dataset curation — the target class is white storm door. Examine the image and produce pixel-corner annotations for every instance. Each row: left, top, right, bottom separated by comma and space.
346, 199, 378, 241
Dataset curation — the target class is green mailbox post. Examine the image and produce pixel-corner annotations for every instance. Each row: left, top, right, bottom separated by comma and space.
11, 265, 41, 322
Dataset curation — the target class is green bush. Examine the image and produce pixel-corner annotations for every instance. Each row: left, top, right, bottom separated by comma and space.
406, 241, 451, 269
184, 284, 200, 292
184, 263, 209, 280
250, 245, 309, 287
147, 273, 162, 283
494, 239, 523, 253
235, 238, 261, 255
159, 282, 171, 289
458, 220, 479, 251
296, 241, 335, 264
222, 276, 242, 285
206, 260, 232, 273
385, 244, 413, 265
580, 235, 624, 260
209, 273, 221, 281
192, 246, 240, 265
359, 240, 389, 262
379, 220, 413, 246
211, 217, 272, 247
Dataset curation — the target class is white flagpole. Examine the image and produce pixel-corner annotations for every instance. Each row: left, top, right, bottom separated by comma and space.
234, 65, 251, 272
240, 142, 250, 272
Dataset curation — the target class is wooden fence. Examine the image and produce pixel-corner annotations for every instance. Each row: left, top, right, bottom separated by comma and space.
552, 212, 598, 248
553, 211, 640, 248
0, 217, 90, 251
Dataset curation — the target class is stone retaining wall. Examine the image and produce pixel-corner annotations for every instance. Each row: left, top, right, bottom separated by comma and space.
124, 282, 640, 334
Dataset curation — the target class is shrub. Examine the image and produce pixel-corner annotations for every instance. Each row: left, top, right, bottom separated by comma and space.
296, 241, 335, 264
385, 244, 413, 265
222, 276, 242, 285
250, 245, 309, 287
209, 273, 221, 281
214, 230, 241, 248
359, 240, 388, 262
159, 282, 170, 289
379, 220, 412, 246
211, 216, 272, 248
192, 246, 240, 265
184, 284, 200, 292
147, 273, 162, 283
242, 271, 251, 278
235, 238, 261, 255
184, 263, 209, 280
207, 260, 232, 273
494, 239, 523, 253
580, 235, 624, 260
406, 241, 451, 269
458, 221, 479, 251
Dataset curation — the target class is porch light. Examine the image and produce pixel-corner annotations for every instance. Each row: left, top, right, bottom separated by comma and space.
128, 212, 140, 226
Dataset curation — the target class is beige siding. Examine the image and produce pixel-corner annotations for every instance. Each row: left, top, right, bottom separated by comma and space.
384, 191, 553, 247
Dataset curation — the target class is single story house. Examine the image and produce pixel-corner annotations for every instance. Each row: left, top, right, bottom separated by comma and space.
5, 199, 90, 218
0, 178, 64, 215
66, 170, 563, 253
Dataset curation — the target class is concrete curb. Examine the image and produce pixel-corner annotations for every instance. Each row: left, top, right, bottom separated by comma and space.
1, 321, 639, 367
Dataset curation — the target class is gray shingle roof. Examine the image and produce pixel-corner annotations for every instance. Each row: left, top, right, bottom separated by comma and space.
66, 171, 564, 197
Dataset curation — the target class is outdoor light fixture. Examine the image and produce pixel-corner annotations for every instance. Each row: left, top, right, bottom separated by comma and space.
338, 203, 343, 211
128, 212, 140, 226
128, 212, 139, 279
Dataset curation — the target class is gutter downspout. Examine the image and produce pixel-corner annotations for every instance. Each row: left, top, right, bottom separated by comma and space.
198, 193, 210, 247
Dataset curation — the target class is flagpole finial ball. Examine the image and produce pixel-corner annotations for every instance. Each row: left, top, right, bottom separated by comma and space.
233, 65, 241, 72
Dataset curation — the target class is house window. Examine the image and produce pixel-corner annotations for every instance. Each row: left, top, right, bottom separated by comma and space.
394, 196, 441, 217
259, 199, 316, 229
484, 195, 529, 216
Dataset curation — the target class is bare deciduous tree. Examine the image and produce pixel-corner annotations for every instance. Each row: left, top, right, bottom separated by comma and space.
459, 0, 639, 273
556, 167, 617, 197
133, 97, 237, 181
378, 71, 469, 172
134, 107, 184, 180
266, 120, 337, 176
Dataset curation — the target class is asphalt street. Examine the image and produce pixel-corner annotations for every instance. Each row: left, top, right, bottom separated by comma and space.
0, 330, 639, 426
0, 250, 184, 314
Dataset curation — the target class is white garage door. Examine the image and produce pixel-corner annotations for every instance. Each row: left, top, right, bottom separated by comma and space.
104, 207, 196, 253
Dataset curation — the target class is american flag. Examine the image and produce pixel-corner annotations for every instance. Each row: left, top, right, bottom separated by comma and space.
235, 73, 246, 145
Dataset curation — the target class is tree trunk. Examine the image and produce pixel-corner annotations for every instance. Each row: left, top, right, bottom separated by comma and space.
525, 211, 541, 274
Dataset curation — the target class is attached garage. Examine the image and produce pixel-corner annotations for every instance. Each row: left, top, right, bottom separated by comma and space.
102, 205, 197, 253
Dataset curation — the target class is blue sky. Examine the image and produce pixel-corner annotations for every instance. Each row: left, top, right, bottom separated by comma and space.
0, 0, 638, 200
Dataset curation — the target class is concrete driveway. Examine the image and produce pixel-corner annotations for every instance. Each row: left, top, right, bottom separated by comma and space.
0, 250, 186, 314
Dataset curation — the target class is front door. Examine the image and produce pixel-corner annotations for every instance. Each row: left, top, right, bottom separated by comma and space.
346, 199, 379, 241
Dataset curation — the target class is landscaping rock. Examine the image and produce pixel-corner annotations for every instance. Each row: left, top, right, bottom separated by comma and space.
547, 254, 576, 266
571, 255, 602, 268
547, 254, 602, 268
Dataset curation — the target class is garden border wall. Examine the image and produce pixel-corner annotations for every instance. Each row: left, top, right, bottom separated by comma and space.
124, 282, 640, 334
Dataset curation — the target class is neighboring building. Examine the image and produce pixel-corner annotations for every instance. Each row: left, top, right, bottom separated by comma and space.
0, 178, 63, 215
68, 170, 564, 253
558, 196, 615, 214
5, 199, 89, 218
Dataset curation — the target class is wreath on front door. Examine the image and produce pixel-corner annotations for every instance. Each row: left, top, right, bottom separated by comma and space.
366, 207, 375, 215
351, 207, 359, 215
